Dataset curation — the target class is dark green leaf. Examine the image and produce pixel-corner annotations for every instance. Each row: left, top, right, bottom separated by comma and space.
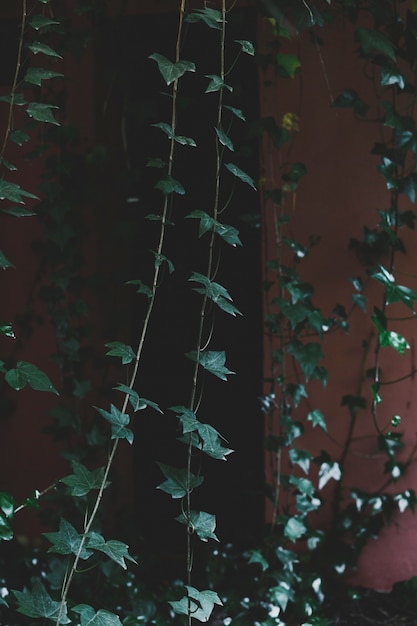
87, 532, 137, 569
185, 8, 223, 29
13, 580, 70, 623
24, 67, 63, 86
289, 447, 311, 473
44, 518, 92, 559
284, 516, 307, 542
151, 251, 175, 273
170, 405, 198, 433
61, 461, 108, 497
333, 88, 368, 117
149, 53, 195, 85
154, 176, 185, 195
29, 15, 60, 29
72, 604, 123, 626
381, 66, 405, 90
0, 321, 14, 338
157, 463, 203, 499
287, 340, 323, 381
94, 405, 133, 444
355, 27, 396, 61
10, 129, 31, 146
26, 102, 60, 125
0, 179, 37, 203
0, 491, 15, 540
170, 587, 222, 622
225, 163, 256, 189
28, 41, 62, 58
224, 105, 245, 121
205, 74, 233, 93
105, 341, 136, 365
318, 462, 341, 490
189, 272, 241, 316
248, 549, 269, 571
186, 350, 234, 380
235, 39, 254, 55
215, 127, 234, 151
146, 157, 166, 168
276, 53, 301, 78
177, 510, 218, 542
1, 206, 35, 217
126, 279, 152, 298
307, 409, 327, 431
270, 583, 294, 613
113, 383, 162, 413
5, 360, 58, 394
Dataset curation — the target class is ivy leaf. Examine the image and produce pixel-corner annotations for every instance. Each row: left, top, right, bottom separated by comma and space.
270, 583, 294, 613
28, 41, 63, 58
152, 122, 196, 147
0, 179, 37, 203
2, 206, 35, 218
194, 423, 233, 460
24, 67, 63, 86
187, 211, 242, 246
284, 516, 307, 542
235, 39, 254, 55
44, 518, 92, 559
177, 511, 218, 542
0, 491, 15, 540
149, 53, 195, 85
9, 130, 31, 146
146, 157, 166, 168
157, 463, 204, 499
205, 74, 233, 93
105, 341, 136, 365
289, 448, 311, 474
379, 329, 410, 355
355, 27, 396, 61
29, 15, 60, 29
185, 350, 235, 380
225, 163, 256, 189
332, 88, 368, 117
154, 175, 185, 195
5, 361, 58, 394
276, 53, 301, 78
0, 248, 14, 269
170, 405, 198, 433
185, 8, 223, 29
113, 383, 162, 413
61, 461, 109, 497
381, 66, 405, 90
26, 102, 60, 125
94, 405, 133, 444
151, 251, 175, 273
87, 532, 137, 570
224, 105, 245, 120
248, 549, 269, 571
318, 462, 341, 490
13, 580, 70, 623
189, 272, 241, 316
170, 587, 222, 622
307, 409, 327, 431
215, 127, 234, 151
126, 279, 152, 298
72, 604, 123, 626
287, 340, 323, 381
0, 321, 14, 338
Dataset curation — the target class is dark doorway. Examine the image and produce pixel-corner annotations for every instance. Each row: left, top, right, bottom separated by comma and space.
97, 7, 263, 575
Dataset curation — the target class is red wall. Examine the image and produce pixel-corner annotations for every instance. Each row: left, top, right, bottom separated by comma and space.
259, 13, 417, 589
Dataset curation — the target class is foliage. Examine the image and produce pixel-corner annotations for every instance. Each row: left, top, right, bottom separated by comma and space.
2, 1, 417, 626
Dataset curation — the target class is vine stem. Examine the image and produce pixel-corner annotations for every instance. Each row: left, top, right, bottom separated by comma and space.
186, 1, 226, 622
54, 2, 186, 624
0, 0, 26, 162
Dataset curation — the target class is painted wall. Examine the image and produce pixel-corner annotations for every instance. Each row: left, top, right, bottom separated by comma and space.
258, 12, 417, 590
